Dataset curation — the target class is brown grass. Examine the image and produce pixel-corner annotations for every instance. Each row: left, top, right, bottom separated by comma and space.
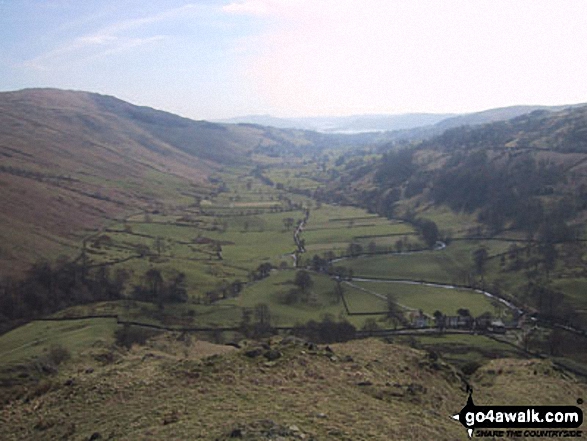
1, 336, 585, 440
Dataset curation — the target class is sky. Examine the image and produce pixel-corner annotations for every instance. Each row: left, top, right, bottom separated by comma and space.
1, 0, 587, 120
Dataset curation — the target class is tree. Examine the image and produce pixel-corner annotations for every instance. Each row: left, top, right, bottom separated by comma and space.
540, 241, 557, 276
145, 268, 164, 306
231, 280, 244, 297
333, 280, 344, 304
154, 236, 165, 256
527, 281, 564, 320
168, 272, 188, 303
311, 255, 328, 272
457, 308, 471, 317
332, 266, 348, 280
417, 219, 439, 248
254, 303, 271, 326
433, 310, 445, 330
240, 307, 252, 332
294, 270, 314, 296
385, 294, 403, 328
472, 246, 489, 276
251, 303, 273, 338
136, 244, 151, 257
297, 238, 306, 252
362, 318, 380, 335
255, 263, 272, 280
347, 243, 363, 257
282, 217, 295, 231
284, 288, 300, 305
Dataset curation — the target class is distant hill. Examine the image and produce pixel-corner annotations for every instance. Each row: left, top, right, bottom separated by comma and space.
0, 88, 418, 274
219, 105, 583, 141
218, 113, 455, 133
320, 104, 587, 329
0, 88, 333, 274
334, 103, 587, 222
432, 104, 584, 132
1, 88, 583, 275
376, 104, 585, 144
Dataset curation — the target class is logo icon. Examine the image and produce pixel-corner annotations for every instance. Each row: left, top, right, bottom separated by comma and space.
452, 387, 583, 438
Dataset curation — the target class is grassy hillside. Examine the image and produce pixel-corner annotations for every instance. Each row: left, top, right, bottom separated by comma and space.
1, 335, 584, 440
322, 105, 587, 325
2, 93, 587, 440
0, 89, 343, 275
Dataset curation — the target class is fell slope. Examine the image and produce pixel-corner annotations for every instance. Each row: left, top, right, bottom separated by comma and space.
0, 89, 304, 275
0, 336, 584, 440
324, 104, 587, 329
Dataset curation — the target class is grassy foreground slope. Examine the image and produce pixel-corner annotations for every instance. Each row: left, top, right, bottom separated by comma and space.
1, 336, 584, 441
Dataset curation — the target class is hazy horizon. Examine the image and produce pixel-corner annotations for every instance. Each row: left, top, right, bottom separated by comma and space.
2, 1, 587, 120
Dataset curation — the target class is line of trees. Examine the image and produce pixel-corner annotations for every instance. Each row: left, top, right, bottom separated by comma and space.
0, 259, 125, 326
131, 268, 188, 307
292, 314, 356, 343
0, 258, 190, 329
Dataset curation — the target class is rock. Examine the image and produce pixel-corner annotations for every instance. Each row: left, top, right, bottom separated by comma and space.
264, 349, 282, 361
316, 412, 327, 419
289, 424, 300, 432
280, 336, 306, 346
406, 383, 426, 395
163, 409, 180, 426
244, 348, 263, 358
41, 364, 57, 374
88, 432, 102, 441
229, 428, 243, 438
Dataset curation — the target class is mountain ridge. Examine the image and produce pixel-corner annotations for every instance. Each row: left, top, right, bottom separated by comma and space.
216, 104, 585, 136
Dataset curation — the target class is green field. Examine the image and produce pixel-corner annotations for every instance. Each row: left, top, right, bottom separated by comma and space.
5, 157, 587, 382
0, 318, 117, 366
337, 239, 526, 286
395, 333, 524, 368
227, 270, 383, 328
351, 281, 497, 317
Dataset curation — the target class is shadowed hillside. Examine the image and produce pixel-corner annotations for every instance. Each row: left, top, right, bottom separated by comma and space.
0, 89, 319, 275
320, 104, 587, 330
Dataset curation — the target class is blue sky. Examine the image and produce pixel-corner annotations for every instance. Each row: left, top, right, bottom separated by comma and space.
1, 1, 587, 119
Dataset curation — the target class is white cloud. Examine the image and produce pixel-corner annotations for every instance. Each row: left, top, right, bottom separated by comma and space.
222, 0, 272, 16
22, 4, 201, 71
24, 34, 164, 71
78, 35, 118, 45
